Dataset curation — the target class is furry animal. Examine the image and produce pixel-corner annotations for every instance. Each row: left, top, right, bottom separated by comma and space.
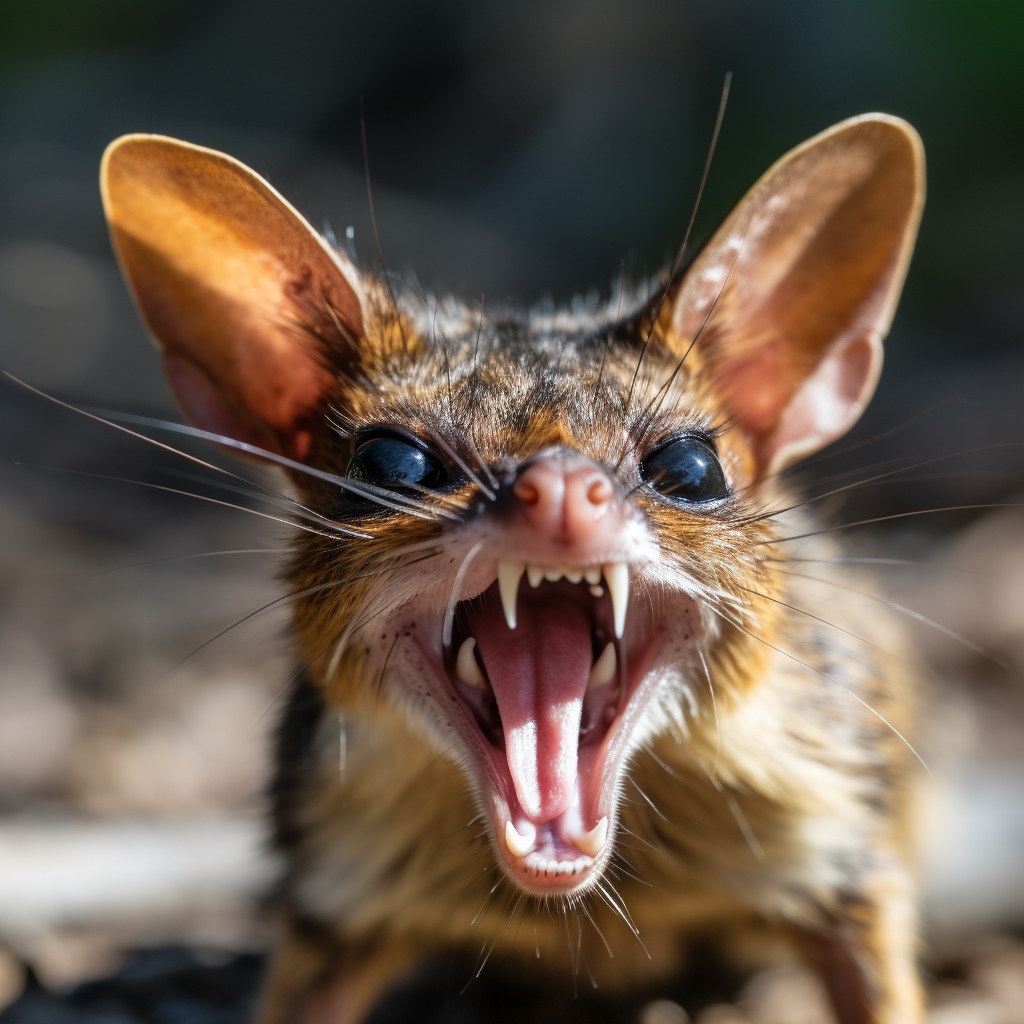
99, 112, 925, 1024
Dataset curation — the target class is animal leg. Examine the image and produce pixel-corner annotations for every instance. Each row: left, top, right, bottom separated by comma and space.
255, 925, 414, 1024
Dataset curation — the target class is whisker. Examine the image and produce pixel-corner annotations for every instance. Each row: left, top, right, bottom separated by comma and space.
443, 541, 485, 648
629, 777, 669, 822
360, 95, 406, 349
724, 792, 765, 862
16, 464, 362, 540
746, 445, 1024, 526
762, 502, 1024, 544
704, 603, 930, 773
778, 556, 987, 577
155, 465, 357, 532
778, 568, 1009, 668
86, 406, 458, 521
98, 549, 285, 574
696, 647, 721, 774
796, 398, 969, 467
625, 71, 731, 411
163, 578, 362, 679
595, 258, 626, 400
408, 409, 497, 503
735, 583, 910, 663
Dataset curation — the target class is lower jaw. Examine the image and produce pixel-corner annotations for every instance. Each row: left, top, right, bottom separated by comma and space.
491, 786, 607, 893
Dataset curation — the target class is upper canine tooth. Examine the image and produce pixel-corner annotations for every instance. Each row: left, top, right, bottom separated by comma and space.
497, 561, 524, 629
505, 819, 536, 857
587, 642, 617, 690
565, 568, 583, 584
603, 563, 629, 639
456, 637, 486, 687
584, 567, 602, 585
526, 564, 544, 588
572, 817, 608, 858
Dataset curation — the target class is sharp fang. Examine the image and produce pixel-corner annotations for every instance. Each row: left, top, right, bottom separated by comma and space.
497, 560, 525, 628
526, 564, 544, 588
587, 642, 617, 690
455, 637, 486, 688
572, 817, 608, 858
584, 567, 602, 585
505, 820, 536, 857
603, 562, 629, 638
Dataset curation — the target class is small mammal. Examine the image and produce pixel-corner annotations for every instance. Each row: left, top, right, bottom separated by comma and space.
99, 113, 925, 1023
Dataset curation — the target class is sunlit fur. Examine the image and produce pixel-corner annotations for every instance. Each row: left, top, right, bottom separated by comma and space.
263, 275, 920, 1021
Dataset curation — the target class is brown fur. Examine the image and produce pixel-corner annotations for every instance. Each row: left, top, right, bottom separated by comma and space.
99, 115, 926, 1023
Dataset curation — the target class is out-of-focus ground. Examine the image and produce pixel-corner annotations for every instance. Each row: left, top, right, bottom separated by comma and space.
1, 0, 1023, 1020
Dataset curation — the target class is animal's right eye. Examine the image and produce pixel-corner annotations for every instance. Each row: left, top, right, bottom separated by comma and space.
345, 435, 447, 496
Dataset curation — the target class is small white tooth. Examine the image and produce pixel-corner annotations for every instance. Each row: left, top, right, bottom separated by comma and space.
587, 642, 617, 690
527, 563, 544, 588
565, 568, 583, 584
544, 567, 563, 582
505, 820, 536, 857
603, 562, 629, 639
455, 637, 486, 688
589, 584, 604, 598
584, 567, 602, 585
572, 817, 608, 858
558, 861, 573, 874
497, 560, 524, 629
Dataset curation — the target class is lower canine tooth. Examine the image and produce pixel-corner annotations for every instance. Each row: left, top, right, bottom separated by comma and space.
587, 641, 617, 690
455, 637, 486, 687
497, 560, 524, 629
505, 820, 536, 857
603, 562, 629, 639
573, 816, 608, 857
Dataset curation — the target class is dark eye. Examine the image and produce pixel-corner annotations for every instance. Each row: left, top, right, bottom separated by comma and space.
641, 436, 728, 503
346, 435, 446, 496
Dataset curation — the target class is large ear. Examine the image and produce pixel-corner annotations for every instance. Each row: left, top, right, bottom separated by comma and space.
100, 134, 367, 462
670, 113, 924, 477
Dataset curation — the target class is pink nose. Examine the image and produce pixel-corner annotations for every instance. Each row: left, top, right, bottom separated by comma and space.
511, 452, 618, 547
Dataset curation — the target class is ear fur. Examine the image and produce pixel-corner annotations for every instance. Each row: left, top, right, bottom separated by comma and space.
100, 134, 367, 462
670, 114, 925, 477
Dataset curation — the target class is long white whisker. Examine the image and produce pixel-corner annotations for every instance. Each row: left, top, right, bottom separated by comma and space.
99, 549, 285, 574
86, 406, 459, 521
696, 647, 721, 775
19, 464, 366, 540
704, 602, 930, 774
443, 541, 485, 648
779, 568, 1008, 668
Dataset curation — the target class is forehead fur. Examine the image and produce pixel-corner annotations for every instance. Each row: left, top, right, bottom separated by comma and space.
331, 276, 724, 469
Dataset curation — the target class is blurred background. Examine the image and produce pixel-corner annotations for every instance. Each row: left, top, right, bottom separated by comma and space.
0, 1, 1022, 1021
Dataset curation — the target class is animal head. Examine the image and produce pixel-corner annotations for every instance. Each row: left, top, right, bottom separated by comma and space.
100, 114, 923, 895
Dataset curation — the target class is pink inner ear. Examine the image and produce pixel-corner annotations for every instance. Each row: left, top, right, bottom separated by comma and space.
759, 334, 879, 473
163, 352, 312, 460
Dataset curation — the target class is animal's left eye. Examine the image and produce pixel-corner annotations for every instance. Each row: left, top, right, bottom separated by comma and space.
346, 435, 447, 495
641, 436, 728, 503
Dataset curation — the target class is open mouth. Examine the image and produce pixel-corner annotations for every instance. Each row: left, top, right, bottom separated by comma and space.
425, 561, 659, 893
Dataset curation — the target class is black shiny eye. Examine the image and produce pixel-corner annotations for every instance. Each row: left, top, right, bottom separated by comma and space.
346, 435, 446, 496
641, 436, 728, 504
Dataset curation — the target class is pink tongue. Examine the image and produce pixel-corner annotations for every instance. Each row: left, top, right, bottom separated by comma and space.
469, 591, 592, 824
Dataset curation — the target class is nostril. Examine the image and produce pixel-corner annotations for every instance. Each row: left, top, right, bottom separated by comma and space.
513, 478, 540, 505
586, 478, 613, 505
